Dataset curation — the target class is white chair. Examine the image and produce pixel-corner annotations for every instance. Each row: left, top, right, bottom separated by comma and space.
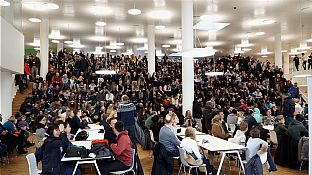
178, 147, 207, 175
269, 130, 278, 147
110, 148, 136, 175
149, 129, 156, 145
26, 153, 42, 175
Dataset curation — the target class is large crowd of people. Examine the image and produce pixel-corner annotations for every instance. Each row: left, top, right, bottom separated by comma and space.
0, 48, 309, 174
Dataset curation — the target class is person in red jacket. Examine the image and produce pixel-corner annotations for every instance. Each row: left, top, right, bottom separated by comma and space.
98, 121, 132, 174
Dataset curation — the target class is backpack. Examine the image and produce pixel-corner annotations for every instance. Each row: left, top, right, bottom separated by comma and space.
65, 144, 89, 158
142, 129, 153, 150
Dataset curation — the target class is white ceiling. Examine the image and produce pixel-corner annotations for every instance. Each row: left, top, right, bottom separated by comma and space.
20, 0, 312, 56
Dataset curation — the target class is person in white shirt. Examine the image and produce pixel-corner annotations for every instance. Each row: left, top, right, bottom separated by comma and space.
228, 121, 248, 145
294, 98, 303, 114
181, 127, 215, 174
246, 128, 268, 161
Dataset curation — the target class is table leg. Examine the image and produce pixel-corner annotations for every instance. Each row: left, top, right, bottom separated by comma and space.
236, 151, 245, 175
217, 152, 226, 175
72, 162, 79, 175
94, 160, 101, 175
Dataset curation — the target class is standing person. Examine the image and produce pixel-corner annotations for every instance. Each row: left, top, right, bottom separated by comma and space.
301, 53, 307, 70
69, 109, 85, 135
282, 92, 295, 125
293, 55, 300, 71
117, 95, 137, 148
288, 82, 301, 99
308, 52, 312, 70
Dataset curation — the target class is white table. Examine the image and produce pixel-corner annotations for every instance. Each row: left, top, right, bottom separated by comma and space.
179, 133, 246, 175
61, 140, 111, 175
176, 127, 206, 137
87, 124, 104, 130
74, 129, 104, 141
263, 125, 274, 131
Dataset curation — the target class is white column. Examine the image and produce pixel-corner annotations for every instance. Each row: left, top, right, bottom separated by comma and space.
307, 76, 312, 173
275, 33, 282, 68
0, 71, 13, 121
283, 52, 290, 74
57, 43, 63, 52
147, 24, 155, 75
181, 0, 194, 114
40, 19, 49, 79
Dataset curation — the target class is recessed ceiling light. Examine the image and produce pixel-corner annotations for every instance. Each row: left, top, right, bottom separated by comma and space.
95, 21, 107, 27
162, 44, 171, 48
129, 37, 147, 43
281, 50, 288, 53
193, 22, 230, 31
155, 25, 165, 30
28, 18, 41, 23
110, 50, 117, 53
116, 42, 124, 46
262, 55, 268, 58
106, 45, 122, 49
262, 19, 275, 25
255, 32, 265, 36
147, 9, 173, 19
0, 0, 10, 6
34, 47, 40, 50
23, 2, 59, 10
242, 48, 252, 51
128, 8, 141, 15
51, 40, 60, 43
64, 40, 73, 44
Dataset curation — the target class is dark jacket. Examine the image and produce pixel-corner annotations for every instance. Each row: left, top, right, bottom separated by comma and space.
103, 123, 116, 144
42, 133, 70, 175
283, 97, 295, 118
274, 123, 287, 144
117, 102, 137, 127
245, 151, 277, 175
69, 115, 84, 135
192, 100, 203, 119
286, 119, 308, 169
151, 143, 174, 175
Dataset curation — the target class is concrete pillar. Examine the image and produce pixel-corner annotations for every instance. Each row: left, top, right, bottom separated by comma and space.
147, 24, 155, 75
0, 71, 13, 122
57, 43, 63, 53
40, 19, 49, 79
283, 52, 290, 75
275, 33, 282, 68
181, 0, 194, 114
307, 76, 312, 173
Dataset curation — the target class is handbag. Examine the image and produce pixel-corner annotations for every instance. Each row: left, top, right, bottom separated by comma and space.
65, 144, 89, 158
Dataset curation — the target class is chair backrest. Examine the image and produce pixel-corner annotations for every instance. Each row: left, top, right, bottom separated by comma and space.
178, 147, 190, 167
26, 153, 39, 175
298, 136, 309, 161
149, 129, 155, 143
269, 130, 278, 145
229, 124, 236, 132
129, 148, 136, 170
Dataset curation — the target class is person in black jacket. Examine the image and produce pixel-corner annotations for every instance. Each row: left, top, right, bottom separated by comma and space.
104, 117, 117, 144
42, 123, 70, 175
282, 92, 295, 125
69, 109, 85, 135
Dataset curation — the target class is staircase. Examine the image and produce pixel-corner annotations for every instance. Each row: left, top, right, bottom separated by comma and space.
12, 83, 32, 115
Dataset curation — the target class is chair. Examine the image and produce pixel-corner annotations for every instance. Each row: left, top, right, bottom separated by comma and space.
269, 131, 278, 148
178, 147, 207, 175
26, 153, 42, 175
149, 129, 156, 145
110, 148, 136, 175
298, 136, 309, 170
229, 124, 236, 133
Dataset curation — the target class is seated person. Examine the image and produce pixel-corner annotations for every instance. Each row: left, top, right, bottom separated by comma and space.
274, 115, 287, 144
42, 122, 77, 175
69, 109, 85, 134
104, 117, 117, 144
150, 115, 164, 142
228, 121, 248, 145
181, 127, 216, 175
36, 116, 47, 147
211, 115, 232, 140
0, 140, 8, 160
246, 128, 268, 161
159, 113, 181, 157
98, 121, 132, 174
3, 116, 28, 154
